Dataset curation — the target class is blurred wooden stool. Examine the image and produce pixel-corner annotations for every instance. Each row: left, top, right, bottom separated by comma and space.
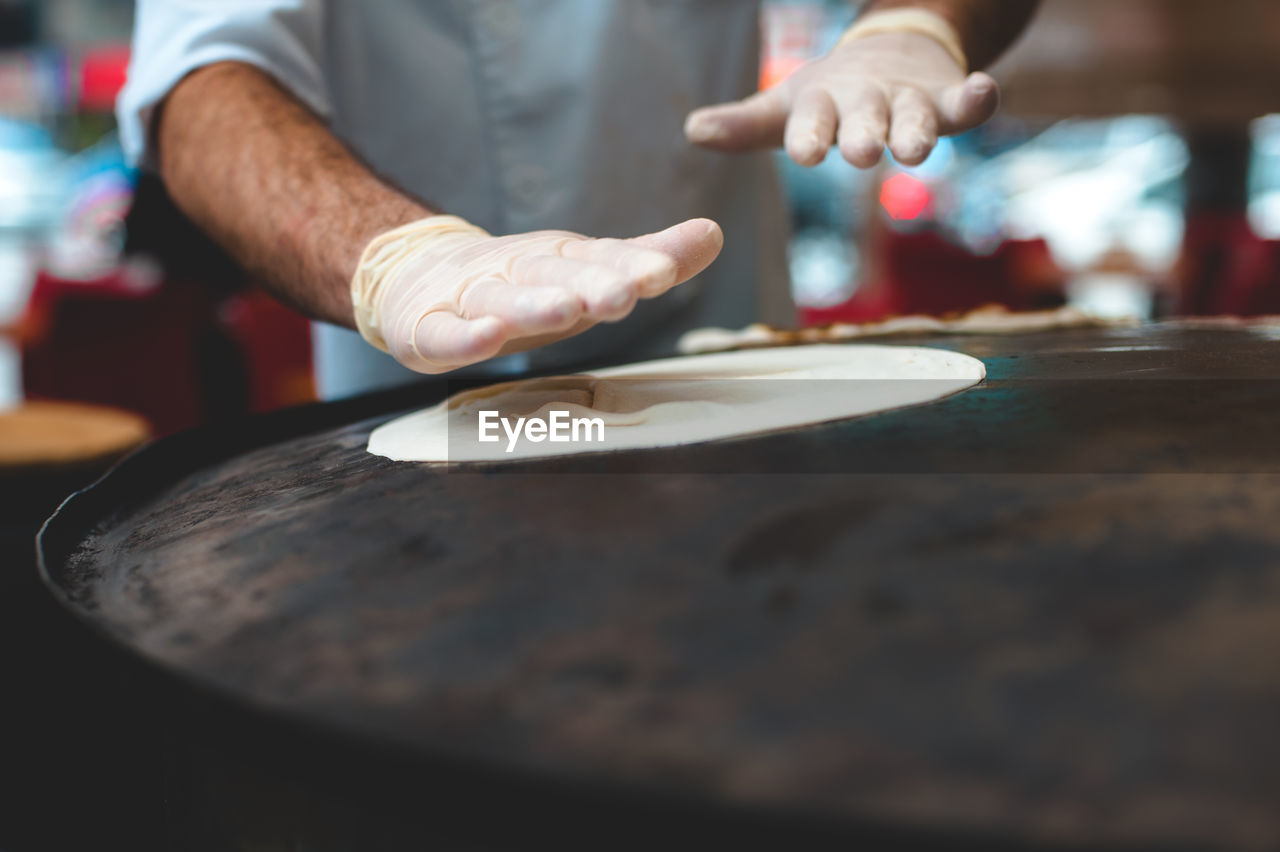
1, 400, 150, 469
0, 401, 151, 529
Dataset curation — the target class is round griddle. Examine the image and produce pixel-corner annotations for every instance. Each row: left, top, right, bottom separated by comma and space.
39, 322, 1280, 851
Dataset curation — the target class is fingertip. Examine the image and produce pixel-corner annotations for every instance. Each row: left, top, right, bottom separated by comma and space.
839, 133, 884, 169
685, 108, 727, 145
623, 218, 724, 287
657, 217, 723, 249
843, 146, 883, 170
681, 89, 787, 152
966, 71, 999, 98
456, 314, 506, 354
519, 288, 582, 327
784, 88, 837, 167
948, 73, 1000, 129
967, 73, 1000, 112
597, 281, 639, 317
468, 315, 507, 348
407, 313, 507, 374
786, 136, 826, 168
890, 136, 934, 167
700, 218, 725, 253
671, 217, 726, 268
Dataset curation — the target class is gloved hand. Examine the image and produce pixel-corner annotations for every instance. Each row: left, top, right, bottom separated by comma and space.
684, 10, 999, 169
351, 216, 723, 373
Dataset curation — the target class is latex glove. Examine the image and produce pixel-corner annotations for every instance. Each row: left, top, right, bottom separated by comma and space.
685, 19, 998, 169
351, 216, 723, 374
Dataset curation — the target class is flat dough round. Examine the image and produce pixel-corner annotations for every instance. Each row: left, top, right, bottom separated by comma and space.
368, 344, 985, 463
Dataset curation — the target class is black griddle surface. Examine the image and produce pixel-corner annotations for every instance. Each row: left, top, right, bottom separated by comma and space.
39, 323, 1280, 851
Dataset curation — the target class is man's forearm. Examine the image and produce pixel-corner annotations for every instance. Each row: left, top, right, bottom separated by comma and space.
156, 61, 433, 327
861, 0, 1040, 70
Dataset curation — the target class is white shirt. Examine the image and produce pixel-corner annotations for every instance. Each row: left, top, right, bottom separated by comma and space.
120, 0, 792, 397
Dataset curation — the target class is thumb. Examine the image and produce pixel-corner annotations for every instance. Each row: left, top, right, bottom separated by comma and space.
684, 88, 787, 152
628, 218, 724, 283
938, 72, 1000, 135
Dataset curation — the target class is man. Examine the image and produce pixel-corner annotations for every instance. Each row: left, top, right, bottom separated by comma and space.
120, 0, 1038, 396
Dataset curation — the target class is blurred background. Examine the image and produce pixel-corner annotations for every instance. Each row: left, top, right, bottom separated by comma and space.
3, 0, 1280, 439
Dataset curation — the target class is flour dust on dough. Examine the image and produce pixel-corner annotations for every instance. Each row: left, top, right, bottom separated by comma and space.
368, 344, 986, 463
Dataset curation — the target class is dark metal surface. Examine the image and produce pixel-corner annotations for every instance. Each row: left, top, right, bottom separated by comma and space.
39, 322, 1280, 851
3, 456, 170, 852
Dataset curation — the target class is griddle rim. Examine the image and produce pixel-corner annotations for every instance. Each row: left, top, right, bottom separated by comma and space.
30, 347, 1129, 852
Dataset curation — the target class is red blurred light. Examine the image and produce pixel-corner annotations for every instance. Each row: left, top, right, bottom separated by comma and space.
78, 45, 130, 112
880, 173, 933, 221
